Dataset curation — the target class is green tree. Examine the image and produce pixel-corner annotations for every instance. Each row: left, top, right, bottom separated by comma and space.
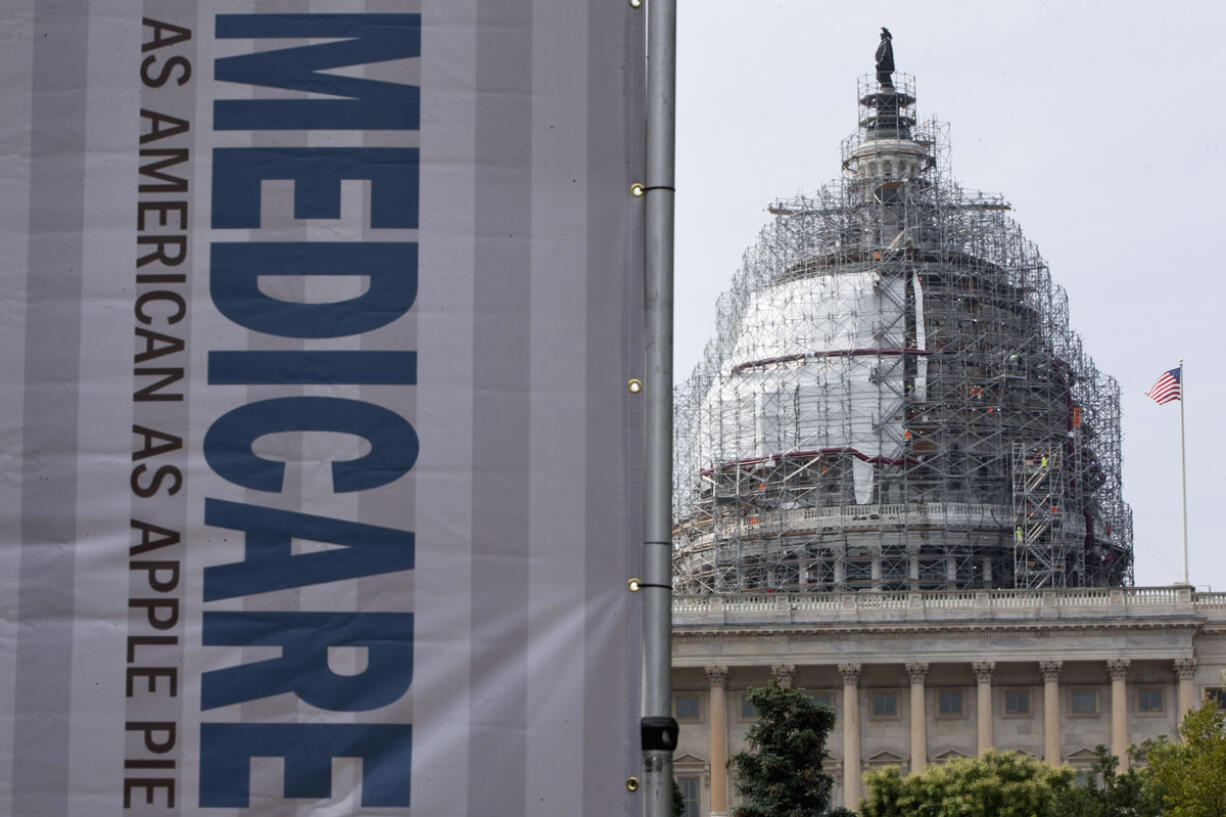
1053, 746, 1162, 817
730, 683, 838, 817
1144, 700, 1226, 817
859, 750, 1074, 817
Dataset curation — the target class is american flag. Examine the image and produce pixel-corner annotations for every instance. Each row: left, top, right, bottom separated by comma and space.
1145, 367, 1181, 405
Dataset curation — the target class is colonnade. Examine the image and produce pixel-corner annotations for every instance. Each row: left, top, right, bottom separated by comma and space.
699, 658, 1199, 815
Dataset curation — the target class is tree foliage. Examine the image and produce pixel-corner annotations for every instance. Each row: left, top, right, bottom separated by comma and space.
1144, 700, 1226, 817
730, 683, 838, 817
1053, 746, 1162, 817
852, 702, 1226, 817
859, 750, 1074, 817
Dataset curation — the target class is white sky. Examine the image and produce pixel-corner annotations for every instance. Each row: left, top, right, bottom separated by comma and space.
674, 1, 1226, 589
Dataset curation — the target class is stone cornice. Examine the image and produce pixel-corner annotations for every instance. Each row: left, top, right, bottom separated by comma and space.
1196, 624, 1226, 637
673, 617, 1203, 642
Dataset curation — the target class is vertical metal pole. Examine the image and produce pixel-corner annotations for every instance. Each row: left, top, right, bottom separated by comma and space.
1179, 358, 1189, 586
642, 0, 676, 815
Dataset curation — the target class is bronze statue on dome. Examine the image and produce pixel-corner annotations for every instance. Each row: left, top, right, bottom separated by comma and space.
875, 27, 894, 89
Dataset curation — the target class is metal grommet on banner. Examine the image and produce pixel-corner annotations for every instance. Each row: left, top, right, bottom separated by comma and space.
627, 578, 642, 592
627, 378, 642, 394
630, 182, 645, 197
625, 777, 640, 792
628, 0, 642, 7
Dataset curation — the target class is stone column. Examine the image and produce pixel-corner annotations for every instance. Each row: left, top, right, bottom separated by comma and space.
706, 666, 729, 817
906, 662, 929, 773
1107, 659, 1130, 770
772, 664, 796, 690
1040, 660, 1063, 765
1175, 657, 1198, 726
839, 663, 863, 809
973, 661, 995, 755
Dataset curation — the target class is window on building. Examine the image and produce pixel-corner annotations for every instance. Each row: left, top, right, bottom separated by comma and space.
1071, 688, 1098, 715
846, 558, 873, 585
872, 691, 898, 718
1205, 687, 1226, 707
677, 775, 700, 817
809, 692, 833, 710
938, 690, 964, 717
919, 558, 945, 587
1004, 689, 1030, 716
741, 694, 758, 719
1137, 687, 1164, 714
674, 693, 701, 721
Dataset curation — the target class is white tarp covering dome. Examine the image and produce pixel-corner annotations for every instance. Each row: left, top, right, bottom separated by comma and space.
697, 271, 907, 504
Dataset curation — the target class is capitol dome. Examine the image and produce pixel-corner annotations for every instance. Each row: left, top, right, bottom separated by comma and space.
673, 74, 1132, 594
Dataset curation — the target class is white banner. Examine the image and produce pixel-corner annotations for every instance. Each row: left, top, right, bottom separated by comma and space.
0, 3, 644, 814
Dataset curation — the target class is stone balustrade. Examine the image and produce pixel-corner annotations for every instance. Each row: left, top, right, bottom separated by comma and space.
673, 585, 1207, 623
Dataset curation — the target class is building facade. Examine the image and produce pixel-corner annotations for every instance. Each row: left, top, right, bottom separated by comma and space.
668, 57, 1165, 816
671, 586, 1226, 814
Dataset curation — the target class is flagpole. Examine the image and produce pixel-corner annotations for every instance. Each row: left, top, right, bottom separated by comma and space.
1179, 358, 1189, 586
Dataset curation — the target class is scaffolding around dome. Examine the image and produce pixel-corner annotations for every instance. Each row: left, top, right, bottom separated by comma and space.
673, 74, 1133, 594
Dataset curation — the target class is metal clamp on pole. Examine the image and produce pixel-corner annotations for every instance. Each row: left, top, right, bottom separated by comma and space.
641, 716, 680, 751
